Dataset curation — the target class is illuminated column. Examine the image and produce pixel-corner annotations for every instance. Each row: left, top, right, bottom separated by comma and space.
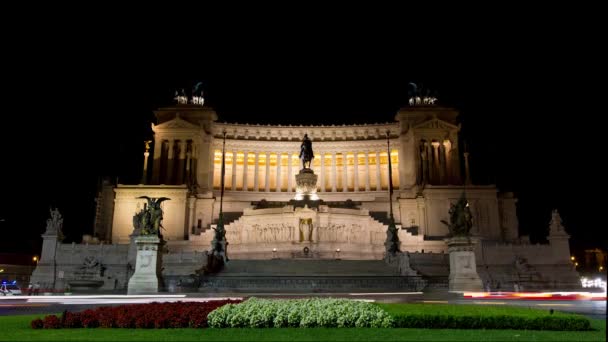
437, 143, 446, 184
375, 151, 381, 191
231, 150, 237, 191
265, 152, 270, 192
432, 142, 440, 185
188, 196, 196, 235
464, 152, 472, 185
166, 139, 175, 184
421, 144, 428, 184
276, 153, 282, 192
177, 140, 186, 184
151, 138, 162, 184
353, 152, 359, 192
426, 142, 433, 184
287, 153, 293, 192
254, 152, 260, 191
242, 151, 248, 191
141, 142, 150, 184
443, 141, 452, 184
320, 153, 325, 192
331, 152, 337, 192
185, 143, 191, 182
364, 152, 370, 191
191, 142, 198, 187
342, 153, 347, 192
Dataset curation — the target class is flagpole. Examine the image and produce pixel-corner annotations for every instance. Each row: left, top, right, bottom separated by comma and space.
386, 130, 394, 221
219, 129, 227, 223
384, 129, 399, 256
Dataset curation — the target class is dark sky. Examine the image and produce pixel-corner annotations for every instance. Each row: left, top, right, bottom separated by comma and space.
0, 15, 603, 256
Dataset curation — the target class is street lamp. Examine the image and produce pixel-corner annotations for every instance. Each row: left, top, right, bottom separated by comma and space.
384, 130, 399, 255
33, 256, 38, 265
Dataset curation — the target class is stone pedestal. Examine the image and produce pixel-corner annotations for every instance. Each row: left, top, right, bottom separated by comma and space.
295, 168, 318, 200
128, 236, 161, 294
445, 236, 483, 291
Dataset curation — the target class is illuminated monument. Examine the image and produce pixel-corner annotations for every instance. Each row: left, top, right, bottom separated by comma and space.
30, 85, 581, 292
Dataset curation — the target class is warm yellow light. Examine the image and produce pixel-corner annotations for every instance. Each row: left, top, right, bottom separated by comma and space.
600, 266, 604, 271
575, 262, 579, 266
0, 269, 4, 273
571, 256, 575, 261
33, 256, 38, 262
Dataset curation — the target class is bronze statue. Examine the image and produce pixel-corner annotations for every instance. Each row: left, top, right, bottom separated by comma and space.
441, 192, 473, 237
299, 134, 314, 169
133, 196, 170, 236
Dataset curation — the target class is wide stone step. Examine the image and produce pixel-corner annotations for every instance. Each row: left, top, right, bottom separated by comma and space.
198, 275, 427, 293
220, 259, 399, 276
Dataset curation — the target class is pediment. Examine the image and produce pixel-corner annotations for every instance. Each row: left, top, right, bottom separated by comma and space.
153, 116, 200, 131
413, 118, 459, 131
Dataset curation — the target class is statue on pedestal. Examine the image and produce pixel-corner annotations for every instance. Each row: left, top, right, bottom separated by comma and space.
299, 134, 314, 169
441, 193, 473, 237
133, 196, 171, 236
45, 207, 65, 242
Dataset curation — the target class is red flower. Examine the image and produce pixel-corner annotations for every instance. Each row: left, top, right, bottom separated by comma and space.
43, 315, 61, 329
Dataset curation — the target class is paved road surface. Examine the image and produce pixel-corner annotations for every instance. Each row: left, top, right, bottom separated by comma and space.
1, 292, 605, 319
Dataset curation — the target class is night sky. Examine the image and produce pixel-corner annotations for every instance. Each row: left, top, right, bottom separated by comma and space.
0, 18, 603, 258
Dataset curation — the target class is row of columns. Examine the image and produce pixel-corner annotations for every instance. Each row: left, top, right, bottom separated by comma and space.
420, 140, 453, 185
219, 151, 395, 192
152, 139, 196, 185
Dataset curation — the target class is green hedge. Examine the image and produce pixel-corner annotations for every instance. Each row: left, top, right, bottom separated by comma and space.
208, 298, 394, 328
377, 304, 591, 331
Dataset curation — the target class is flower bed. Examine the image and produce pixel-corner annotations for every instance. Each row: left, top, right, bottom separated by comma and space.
31, 300, 241, 329
208, 298, 394, 328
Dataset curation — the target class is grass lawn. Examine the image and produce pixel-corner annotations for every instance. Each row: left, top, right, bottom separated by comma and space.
0, 314, 604, 341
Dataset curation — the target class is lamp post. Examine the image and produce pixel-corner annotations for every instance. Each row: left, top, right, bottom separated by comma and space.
219, 129, 227, 221
384, 130, 399, 255
214, 128, 228, 262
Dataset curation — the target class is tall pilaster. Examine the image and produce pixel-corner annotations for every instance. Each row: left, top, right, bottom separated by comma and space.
151, 138, 163, 184
242, 151, 249, 191
342, 153, 348, 192
375, 151, 382, 191
287, 153, 293, 192
231, 150, 237, 191
276, 153, 282, 192
364, 152, 370, 191
254, 153, 260, 191
353, 153, 359, 191
265, 152, 271, 192
166, 140, 175, 184
331, 152, 337, 192
177, 140, 187, 184
320, 153, 325, 192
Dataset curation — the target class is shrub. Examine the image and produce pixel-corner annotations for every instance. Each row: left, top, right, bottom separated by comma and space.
42, 315, 62, 329
30, 318, 43, 329
30, 299, 241, 329
380, 304, 593, 331
207, 298, 394, 328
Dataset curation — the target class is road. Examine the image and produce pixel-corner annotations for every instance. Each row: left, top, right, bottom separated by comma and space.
0, 292, 605, 319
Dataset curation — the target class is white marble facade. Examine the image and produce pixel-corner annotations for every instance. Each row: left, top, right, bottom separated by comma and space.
101, 104, 522, 257
30, 102, 580, 291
